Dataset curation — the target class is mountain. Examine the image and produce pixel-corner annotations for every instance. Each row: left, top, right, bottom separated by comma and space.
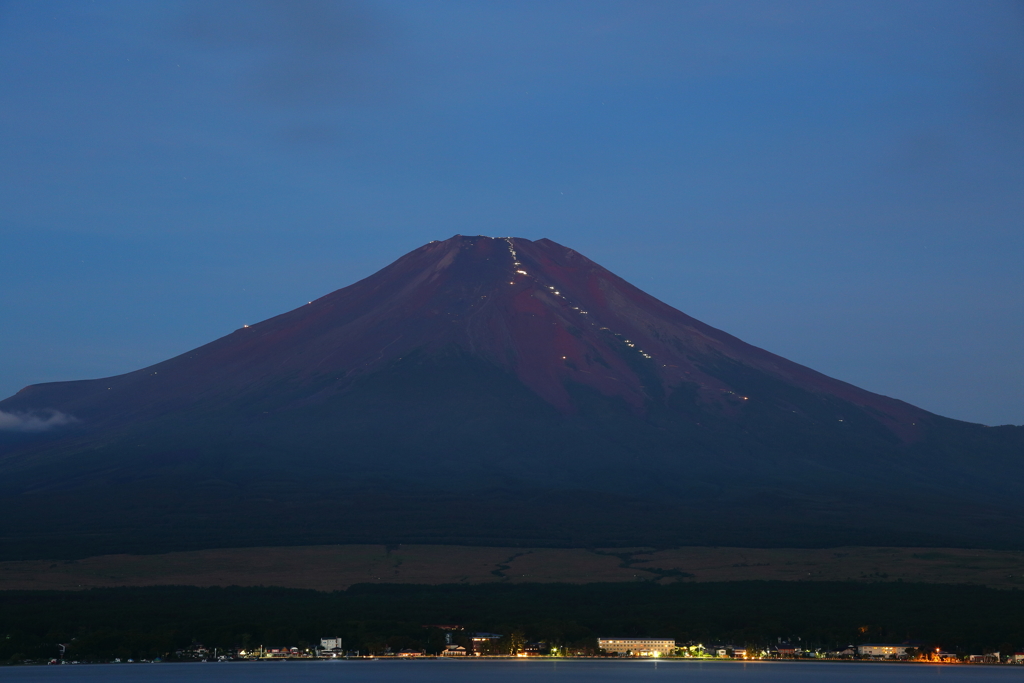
1, 236, 1021, 559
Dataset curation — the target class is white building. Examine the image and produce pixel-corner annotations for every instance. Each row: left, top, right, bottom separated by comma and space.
598, 638, 675, 657
320, 638, 343, 651
858, 644, 908, 658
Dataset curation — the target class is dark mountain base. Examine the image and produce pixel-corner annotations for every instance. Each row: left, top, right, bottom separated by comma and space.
3, 484, 1023, 562
2, 353, 1022, 560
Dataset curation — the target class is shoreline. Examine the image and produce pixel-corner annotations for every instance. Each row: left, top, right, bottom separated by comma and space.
16, 658, 1018, 667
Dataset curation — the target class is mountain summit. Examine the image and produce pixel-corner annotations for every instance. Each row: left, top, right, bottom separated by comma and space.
6, 236, 924, 432
1, 236, 1021, 558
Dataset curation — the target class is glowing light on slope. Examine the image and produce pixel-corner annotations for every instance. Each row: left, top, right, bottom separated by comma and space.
501, 237, 660, 369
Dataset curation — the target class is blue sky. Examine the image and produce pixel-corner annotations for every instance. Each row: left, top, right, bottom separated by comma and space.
1, 0, 1022, 425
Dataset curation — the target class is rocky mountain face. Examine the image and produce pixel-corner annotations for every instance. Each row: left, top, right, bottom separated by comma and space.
1, 236, 1021, 559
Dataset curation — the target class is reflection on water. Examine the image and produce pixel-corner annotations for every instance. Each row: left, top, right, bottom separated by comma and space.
0, 661, 1020, 683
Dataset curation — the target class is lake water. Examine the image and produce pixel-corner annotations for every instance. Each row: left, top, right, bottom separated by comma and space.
0, 661, 1021, 683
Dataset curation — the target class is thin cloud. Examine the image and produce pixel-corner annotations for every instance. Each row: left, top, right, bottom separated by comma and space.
0, 410, 77, 432
177, 0, 404, 107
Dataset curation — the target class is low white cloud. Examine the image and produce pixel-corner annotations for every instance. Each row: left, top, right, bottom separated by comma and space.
0, 410, 77, 432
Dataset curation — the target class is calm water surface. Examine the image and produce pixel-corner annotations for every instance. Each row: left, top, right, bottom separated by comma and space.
0, 661, 1021, 683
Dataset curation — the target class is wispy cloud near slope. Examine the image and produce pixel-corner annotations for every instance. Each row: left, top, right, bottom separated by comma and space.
0, 410, 77, 432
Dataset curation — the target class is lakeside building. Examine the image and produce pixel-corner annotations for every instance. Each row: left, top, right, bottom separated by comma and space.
320, 638, 342, 652
772, 643, 797, 658
263, 647, 310, 659
597, 638, 675, 657
969, 653, 1000, 663
471, 633, 503, 655
858, 644, 909, 658
441, 645, 467, 657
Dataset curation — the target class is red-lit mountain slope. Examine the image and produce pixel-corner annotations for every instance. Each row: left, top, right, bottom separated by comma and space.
0, 236, 1021, 558
4, 236, 924, 434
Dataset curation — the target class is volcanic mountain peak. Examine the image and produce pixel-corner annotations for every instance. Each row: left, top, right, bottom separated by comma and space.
7, 234, 923, 438
297, 233, 922, 431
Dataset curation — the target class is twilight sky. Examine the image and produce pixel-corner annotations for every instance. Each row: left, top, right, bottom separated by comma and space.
1, 0, 1022, 426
